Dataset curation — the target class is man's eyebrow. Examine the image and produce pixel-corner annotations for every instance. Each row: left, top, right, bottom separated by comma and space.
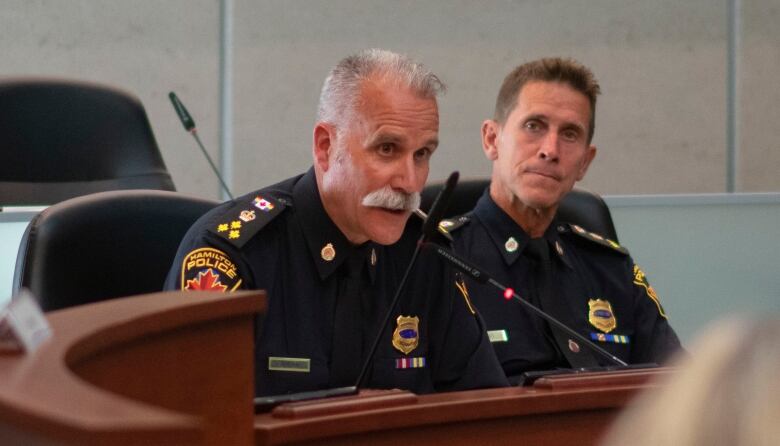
523, 113, 548, 122
367, 132, 404, 146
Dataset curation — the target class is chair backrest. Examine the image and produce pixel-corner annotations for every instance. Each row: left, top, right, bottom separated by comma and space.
0, 78, 175, 206
420, 178, 619, 241
12, 190, 218, 312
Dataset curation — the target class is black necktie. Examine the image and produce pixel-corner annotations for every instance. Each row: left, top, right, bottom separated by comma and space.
525, 238, 598, 369
330, 249, 365, 386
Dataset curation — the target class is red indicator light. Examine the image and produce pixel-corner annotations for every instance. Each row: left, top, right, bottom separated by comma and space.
504, 288, 514, 300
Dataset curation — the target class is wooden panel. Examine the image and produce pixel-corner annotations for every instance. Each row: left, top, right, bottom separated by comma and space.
0, 290, 265, 445
254, 369, 666, 445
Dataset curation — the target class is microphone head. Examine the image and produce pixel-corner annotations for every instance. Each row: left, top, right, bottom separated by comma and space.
168, 91, 196, 132
422, 171, 459, 240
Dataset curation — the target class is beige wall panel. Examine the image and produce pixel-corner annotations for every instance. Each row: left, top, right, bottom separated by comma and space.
739, 1, 780, 192
232, 0, 727, 196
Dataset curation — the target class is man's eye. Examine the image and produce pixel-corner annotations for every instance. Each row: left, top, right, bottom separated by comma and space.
377, 143, 394, 155
562, 129, 580, 141
524, 121, 541, 132
414, 148, 432, 162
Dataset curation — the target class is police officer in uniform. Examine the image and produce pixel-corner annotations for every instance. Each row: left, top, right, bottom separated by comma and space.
165, 49, 507, 396
442, 58, 682, 383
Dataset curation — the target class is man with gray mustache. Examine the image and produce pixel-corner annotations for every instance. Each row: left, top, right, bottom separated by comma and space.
165, 49, 507, 397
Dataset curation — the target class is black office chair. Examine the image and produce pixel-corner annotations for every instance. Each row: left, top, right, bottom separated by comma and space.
421, 178, 619, 241
12, 190, 218, 312
0, 78, 175, 206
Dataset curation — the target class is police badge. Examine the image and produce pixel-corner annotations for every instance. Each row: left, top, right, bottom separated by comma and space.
588, 299, 617, 333
392, 315, 419, 355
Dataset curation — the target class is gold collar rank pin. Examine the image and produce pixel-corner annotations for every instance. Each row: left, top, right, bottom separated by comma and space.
505, 236, 518, 253
321, 243, 336, 261
392, 315, 420, 355
588, 298, 617, 333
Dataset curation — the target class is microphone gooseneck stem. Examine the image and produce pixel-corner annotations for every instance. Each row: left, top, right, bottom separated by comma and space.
189, 129, 234, 200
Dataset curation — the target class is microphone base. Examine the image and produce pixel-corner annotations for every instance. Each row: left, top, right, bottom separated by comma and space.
254, 385, 358, 413
513, 363, 660, 387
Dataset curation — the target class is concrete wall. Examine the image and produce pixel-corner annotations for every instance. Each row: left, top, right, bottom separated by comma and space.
3, 0, 778, 200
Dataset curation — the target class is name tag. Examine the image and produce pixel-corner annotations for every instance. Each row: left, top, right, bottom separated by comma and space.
268, 356, 310, 372
487, 329, 508, 343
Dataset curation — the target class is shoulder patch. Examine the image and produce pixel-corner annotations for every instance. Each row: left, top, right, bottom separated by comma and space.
208, 193, 287, 248
633, 264, 667, 318
438, 214, 471, 234
181, 247, 243, 292
560, 223, 628, 255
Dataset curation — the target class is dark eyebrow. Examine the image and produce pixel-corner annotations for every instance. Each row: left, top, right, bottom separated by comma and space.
523, 113, 548, 123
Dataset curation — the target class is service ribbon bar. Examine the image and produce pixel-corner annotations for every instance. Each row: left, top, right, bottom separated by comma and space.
395, 357, 426, 369
590, 332, 630, 344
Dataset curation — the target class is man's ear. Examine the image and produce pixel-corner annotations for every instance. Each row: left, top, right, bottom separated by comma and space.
481, 119, 501, 161
313, 122, 335, 171
576, 144, 598, 181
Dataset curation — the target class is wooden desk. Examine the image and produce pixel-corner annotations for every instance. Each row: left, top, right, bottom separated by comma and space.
0, 290, 668, 445
0, 290, 266, 445
255, 368, 671, 445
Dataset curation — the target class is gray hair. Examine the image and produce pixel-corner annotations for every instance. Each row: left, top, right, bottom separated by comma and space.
316, 49, 445, 127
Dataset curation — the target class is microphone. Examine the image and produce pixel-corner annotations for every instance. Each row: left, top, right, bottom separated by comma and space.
423, 242, 628, 368
253, 171, 461, 412
168, 92, 234, 200
421, 171, 459, 240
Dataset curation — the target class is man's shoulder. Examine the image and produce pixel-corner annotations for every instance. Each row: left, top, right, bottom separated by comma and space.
557, 223, 629, 256
193, 174, 303, 250
438, 214, 474, 242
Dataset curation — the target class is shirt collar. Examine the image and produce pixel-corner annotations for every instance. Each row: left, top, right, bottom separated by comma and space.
472, 191, 573, 269
293, 168, 378, 282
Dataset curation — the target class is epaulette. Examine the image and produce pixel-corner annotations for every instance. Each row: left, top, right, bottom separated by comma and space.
438, 214, 471, 235
560, 223, 628, 255
207, 192, 288, 249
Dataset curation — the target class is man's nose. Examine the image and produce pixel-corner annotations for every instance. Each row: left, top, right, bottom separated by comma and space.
390, 155, 421, 193
538, 132, 560, 161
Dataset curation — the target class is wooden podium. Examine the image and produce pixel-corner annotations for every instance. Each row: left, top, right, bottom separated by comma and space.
0, 290, 266, 445
0, 290, 667, 445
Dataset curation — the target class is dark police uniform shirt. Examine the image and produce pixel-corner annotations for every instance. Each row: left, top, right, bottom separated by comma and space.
444, 192, 681, 381
164, 168, 507, 396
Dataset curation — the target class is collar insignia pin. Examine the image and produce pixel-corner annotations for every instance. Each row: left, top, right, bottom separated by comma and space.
505, 237, 518, 253
321, 243, 336, 262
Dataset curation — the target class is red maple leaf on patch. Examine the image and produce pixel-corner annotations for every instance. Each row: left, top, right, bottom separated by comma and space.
185, 269, 228, 292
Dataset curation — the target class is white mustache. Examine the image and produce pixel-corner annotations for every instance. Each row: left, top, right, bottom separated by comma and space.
362, 186, 421, 211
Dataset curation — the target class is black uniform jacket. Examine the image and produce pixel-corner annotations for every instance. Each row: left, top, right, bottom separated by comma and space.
446, 191, 682, 381
164, 169, 508, 396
